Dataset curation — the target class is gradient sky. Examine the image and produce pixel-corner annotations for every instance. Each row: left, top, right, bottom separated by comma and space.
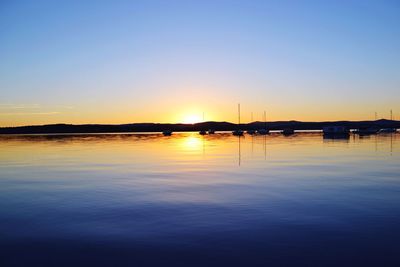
0, 0, 399, 126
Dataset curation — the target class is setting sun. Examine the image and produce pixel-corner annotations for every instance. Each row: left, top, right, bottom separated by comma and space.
182, 114, 202, 124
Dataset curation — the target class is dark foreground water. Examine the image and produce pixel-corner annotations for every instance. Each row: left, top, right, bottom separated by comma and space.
0, 132, 399, 267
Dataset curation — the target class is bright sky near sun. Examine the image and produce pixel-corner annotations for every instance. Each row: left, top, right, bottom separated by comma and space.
0, 0, 399, 126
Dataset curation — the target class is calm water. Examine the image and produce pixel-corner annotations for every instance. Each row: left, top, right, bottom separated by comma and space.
0, 132, 399, 266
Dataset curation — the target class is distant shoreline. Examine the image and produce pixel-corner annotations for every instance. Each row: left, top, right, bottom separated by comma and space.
0, 120, 399, 135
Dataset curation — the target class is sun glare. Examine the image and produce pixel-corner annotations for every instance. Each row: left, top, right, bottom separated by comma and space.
182, 114, 202, 124
181, 135, 202, 151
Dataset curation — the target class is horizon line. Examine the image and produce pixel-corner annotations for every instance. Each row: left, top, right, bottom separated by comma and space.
1, 118, 399, 129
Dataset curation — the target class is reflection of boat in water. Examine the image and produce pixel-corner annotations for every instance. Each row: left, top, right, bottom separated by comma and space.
323, 126, 350, 138
379, 128, 397, 133
281, 128, 294, 135
232, 103, 244, 136
353, 128, 379, 135
208, 129, 215, 134
237, 135, 242, 166
162, 130, 172, 136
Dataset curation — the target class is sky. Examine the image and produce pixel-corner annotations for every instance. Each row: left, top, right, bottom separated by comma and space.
0, 0, 399, 126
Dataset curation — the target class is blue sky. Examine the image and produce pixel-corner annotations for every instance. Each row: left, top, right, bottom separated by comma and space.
0, 0, 399, 125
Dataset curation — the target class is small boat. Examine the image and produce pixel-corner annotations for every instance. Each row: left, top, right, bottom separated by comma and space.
162, 130, 172, 136
232, 129, 244, 136
208, 129, 215, 134
257, 129, 269, 135
379, 128, 397, 133
247, 129, 256, 135
282, 128, 294, 135
353, 128, 379, 135
323, 126, 349, 138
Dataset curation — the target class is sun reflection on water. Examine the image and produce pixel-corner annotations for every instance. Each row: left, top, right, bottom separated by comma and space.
180, 134, 203, 151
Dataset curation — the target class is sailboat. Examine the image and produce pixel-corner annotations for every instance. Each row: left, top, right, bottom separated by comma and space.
199, 112, 207, 135
247, 129, 256, 135
162, 130, 172, 136
257, 110, 269, 135
206, 113, 216, 134
247, 112, 256, 135
354, 127, 379, 135
281, 128, 295, 135
379, 128, 397, 133
323, 126, 350, 138
379, 109, 397, 133
232, 104, 244, 136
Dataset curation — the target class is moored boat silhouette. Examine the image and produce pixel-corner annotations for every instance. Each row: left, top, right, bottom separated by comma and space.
353, 127, 379, 135
281, 128, 294, 135
323, 126, 349, 138
162, 130, 172, 136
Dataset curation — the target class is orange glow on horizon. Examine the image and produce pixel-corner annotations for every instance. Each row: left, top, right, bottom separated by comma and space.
182, 114, 202, 124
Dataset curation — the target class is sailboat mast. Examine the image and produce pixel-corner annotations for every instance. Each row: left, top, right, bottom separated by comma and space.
238, 103, 241, 128
391, 109, 393, 121
264, 110, 267, 129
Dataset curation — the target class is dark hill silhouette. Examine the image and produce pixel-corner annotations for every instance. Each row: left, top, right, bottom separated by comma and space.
0, 120, 398, 134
